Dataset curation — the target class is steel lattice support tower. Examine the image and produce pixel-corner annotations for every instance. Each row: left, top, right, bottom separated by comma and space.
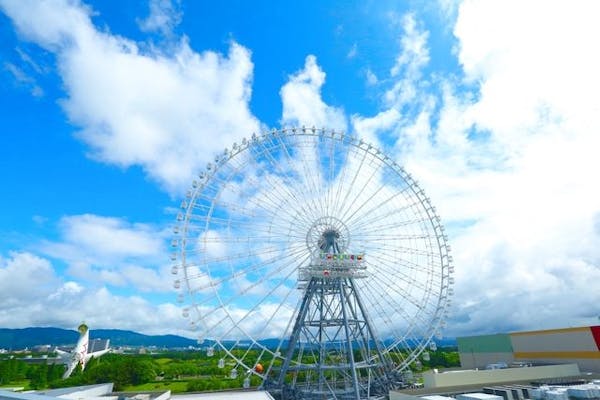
267, 229, 397, 399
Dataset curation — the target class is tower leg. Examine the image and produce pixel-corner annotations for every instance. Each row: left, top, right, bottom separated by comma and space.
270, 275, 395, 399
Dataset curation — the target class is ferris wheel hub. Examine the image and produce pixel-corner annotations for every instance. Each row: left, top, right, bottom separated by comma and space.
306, 216, 350, 254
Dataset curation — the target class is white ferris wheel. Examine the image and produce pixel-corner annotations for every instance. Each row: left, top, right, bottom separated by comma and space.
171, 127, 454, 399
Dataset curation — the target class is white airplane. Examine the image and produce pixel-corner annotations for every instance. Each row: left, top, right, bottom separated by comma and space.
56, 323, 110, 378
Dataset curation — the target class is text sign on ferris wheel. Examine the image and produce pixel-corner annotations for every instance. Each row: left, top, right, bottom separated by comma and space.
317, 252, 364, 265
300, 252, 368, 281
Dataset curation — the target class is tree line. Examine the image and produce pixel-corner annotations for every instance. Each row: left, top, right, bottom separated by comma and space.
0, 348, 460, 392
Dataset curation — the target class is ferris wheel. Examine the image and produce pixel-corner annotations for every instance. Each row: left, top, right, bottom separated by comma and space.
171, 127, 453, 398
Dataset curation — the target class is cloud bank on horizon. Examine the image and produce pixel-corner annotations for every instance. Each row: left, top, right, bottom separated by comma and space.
0, 0, 599, 337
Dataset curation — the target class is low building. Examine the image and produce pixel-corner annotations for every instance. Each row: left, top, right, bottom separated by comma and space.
457, 326, 600, 373
422, 364, 580, 388
0, 383, 273, 400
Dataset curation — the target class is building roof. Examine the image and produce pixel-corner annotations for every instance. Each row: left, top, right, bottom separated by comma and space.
172, 391, 274, 400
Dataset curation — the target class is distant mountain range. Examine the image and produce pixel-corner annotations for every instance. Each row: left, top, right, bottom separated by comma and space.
0, 327, 197, 350
0, 327, 456, 350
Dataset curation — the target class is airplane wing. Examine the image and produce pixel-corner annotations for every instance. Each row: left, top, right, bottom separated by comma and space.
84, 338, 110, 363
85, 348, 110, 362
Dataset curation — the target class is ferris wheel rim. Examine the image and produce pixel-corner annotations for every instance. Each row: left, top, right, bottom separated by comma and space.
172, 127, 454, 380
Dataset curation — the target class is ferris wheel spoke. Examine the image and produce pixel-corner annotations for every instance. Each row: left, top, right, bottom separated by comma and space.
357, 281, 426, 362
353, 217, 432, 239
333, 144, 376, 221
201, 252, 308, 340
186, 214, 311, 248
199, 170, 310, 230
186, 243, 306, 295
185, 243, 291, 266
198, 234, 299, 245
222, 140, 315, 230
352, 233, 430, 240
192, 191, 263, 218
358, 281, 429, 346
358, 290, 415, 352
328, 142, 351, 221
349, 197, 424, 232
365, 252, 443, 285
204, 220, 307, 242
197, 250, 310, 323
376, 270, 436, 318
185, 253, 297, 294
325, 132, 337, 216
363, 241, 438, 258
366, 260, 432, 295
271, 131, 328, 218
222, 152, 317, 228
339, 175, 389, 226
362, 273, 432, 325
250, 134, 321, 224
344, 186, 416, 231
214, 270, 298, 350
366, 261, 431, 308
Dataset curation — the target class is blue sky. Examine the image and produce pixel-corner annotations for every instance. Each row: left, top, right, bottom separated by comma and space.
1, 0, 599, 339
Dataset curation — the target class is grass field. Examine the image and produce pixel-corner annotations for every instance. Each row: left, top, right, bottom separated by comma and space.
123, 380, 189, 393
0, 380, 30, 390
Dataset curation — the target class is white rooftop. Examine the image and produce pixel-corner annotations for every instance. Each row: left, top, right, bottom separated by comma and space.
0, 385, 274, 400
456, 394, 503, 400
172, 391, 274, 400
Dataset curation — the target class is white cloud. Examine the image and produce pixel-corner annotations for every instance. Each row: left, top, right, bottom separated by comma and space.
383, 3, 600, 335
197, 229, 227, 259
390, 13, 429, 78
351, 108, 400, 147
0, 252, 186, 334
434, 0, 600, 335
365, 68, 378, 86
138, 0, 182, 36
344, 5, 600, 337
0, 0, 261, 194
61, 214, 162, 258
280, 55, 347, 132
40, 214, 172, 292
385, 13, 430, 109
0, 252, 58, 305
347, 43, 358, 59
4, 62, 44, 97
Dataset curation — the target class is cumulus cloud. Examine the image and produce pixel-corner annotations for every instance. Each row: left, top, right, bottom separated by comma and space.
41, 214, 162, 261
280, 55, 347, 132
0, 252, 58, 306
351, 4, 600, 336
351, 108, 400, 147
41, 285, 184, 334
385, 13, 430, 109
0, 251, 185, 334
0, 0, 260, 194
439, 0, 600, 335
40, 214, 173, 292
